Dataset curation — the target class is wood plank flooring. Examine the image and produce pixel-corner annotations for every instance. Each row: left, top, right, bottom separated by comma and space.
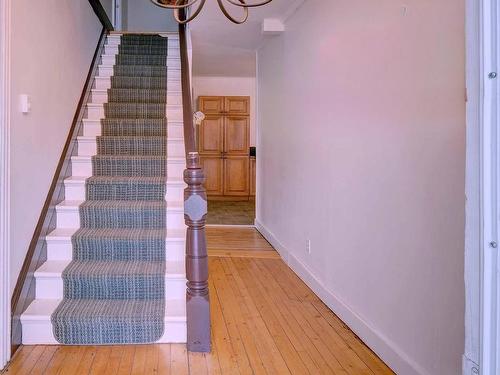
207, 227, 280, 259
3, 228, 394, 375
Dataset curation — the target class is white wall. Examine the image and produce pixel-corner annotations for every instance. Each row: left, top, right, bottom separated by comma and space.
256, 1, 465, 375
124, 0, 176, 32
100, 0, 113, 23
194, 76, 257, 146
9, 1, 101, 296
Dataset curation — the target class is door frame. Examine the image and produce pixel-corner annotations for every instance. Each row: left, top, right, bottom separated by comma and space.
0, 0, 11, 370
478, 0, 500, 373
112, 0, 122, 30
466, 0, 500, 373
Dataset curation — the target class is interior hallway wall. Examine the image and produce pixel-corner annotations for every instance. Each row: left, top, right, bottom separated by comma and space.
193, 76, 257, 146
100, 0, 113, 23
256, 1, 466, 374
9, 1, 101, 296
123, 0, 176, 32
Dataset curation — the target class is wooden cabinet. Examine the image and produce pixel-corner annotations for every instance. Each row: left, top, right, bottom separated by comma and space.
198, 96, 251, 199
200, 157, 224, 196
198, 116, 224, 154
225, 97, 250, 116
199, 96, 224, 114
224, 157, 250, 196
225, 117, 249, 155
250, 157, 256, 197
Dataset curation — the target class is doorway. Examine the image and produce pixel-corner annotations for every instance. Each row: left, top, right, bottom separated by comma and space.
197, 96, 256, 226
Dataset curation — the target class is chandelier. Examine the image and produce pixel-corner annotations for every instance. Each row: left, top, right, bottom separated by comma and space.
150, 0, 273, 24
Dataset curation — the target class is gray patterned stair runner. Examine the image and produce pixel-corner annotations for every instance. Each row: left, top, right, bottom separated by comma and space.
52, 34, 169, 344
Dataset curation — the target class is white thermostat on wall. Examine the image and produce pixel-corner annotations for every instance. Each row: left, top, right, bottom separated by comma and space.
19, 94, 31, 114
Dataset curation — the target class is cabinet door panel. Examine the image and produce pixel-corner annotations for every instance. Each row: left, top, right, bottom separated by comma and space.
224, 157, 250, 196
199, 96, 224, 114
225, 117, 249, 155
199, 116, 224, 154
200, 157, 224, 196
225, 96, 250, 116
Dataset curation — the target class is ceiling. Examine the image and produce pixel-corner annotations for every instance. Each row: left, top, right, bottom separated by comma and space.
190, 0, 303, 77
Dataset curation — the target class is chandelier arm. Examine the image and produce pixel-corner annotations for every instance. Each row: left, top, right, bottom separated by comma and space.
223, 0, 274, 8
216, 0, 249, 24
150, 0, 199, 10
174, 0, 206, 24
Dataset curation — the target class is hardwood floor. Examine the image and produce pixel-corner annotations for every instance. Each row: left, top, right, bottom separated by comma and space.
3, 228, 393, 375
207, 227, 279, 259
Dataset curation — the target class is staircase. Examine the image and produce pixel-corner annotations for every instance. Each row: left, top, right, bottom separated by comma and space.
20, 33, 187, 345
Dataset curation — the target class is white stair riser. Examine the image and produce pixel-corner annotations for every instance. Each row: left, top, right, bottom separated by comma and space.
86, 104, 182, 121
91, 90, 182, 106
101, 51, 180, 66
97, 66, 113, 78
56, 207, 185, 230
71, 158, 186, 178
82, 120, 184, 138
46, 239, 185, 262
35, 276, 186, 300
65, 180, 186, 202
101, 49, 181, 67
21, 319, 186, 345
106, 37, 180, 53
96, 65, 185, 79
95, 72, 182, 94
77, 138, 184, 158
169, 58, 181, 69
20, 322, 59, 345
106, 40, 181, 50
95, 76, 182, 91
158, 321, 187, 343
106, 36, 121, 45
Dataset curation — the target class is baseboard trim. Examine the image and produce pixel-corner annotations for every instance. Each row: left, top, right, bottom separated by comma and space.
255, 219, 430, 375
462, 354, 479, 375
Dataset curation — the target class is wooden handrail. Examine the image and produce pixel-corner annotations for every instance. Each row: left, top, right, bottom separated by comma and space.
178, 24, 195, 155
178, 11, 211, 353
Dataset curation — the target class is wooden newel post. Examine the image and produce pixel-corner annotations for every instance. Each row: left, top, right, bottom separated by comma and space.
184, 151, 211, 352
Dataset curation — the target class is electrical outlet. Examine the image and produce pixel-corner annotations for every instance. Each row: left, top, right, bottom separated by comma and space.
306, 239, 311, 254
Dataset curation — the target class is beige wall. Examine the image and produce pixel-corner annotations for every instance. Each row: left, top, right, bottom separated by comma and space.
9, 1, 101, 295
193, 76, 257, 147
257, 1, 466, 374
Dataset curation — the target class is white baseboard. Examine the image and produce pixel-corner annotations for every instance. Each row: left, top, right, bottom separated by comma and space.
462, 355, 479, 375
255, 219, 430, 375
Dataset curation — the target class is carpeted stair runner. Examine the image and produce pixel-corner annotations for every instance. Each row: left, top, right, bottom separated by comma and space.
52, 34, 169, 345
